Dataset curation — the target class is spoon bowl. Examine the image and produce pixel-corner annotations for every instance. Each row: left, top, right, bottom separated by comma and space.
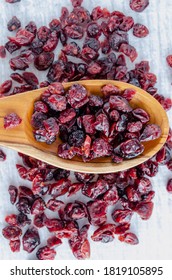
0, 80, 169, 173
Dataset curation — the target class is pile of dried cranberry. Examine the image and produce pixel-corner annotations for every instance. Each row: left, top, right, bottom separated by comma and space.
31, 82, 161, 162
0, 0, 172, 260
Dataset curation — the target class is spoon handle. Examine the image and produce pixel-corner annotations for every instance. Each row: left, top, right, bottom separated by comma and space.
0, 92, 33, 146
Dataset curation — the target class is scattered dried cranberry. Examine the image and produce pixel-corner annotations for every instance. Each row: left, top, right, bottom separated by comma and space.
5, 0, 21, 3
118, 232, 139, 245
0, 80, 12, 95
9, 239, 21, 252
0, 149, 6, 161
166, 55, 172, 68
36, 246, 56, 260
2, 226, 22, 240
166, 179, 172, 193
7, 16, 21, 31
0, 45, 6, 58
22, 226, 40, 253
91, 224, 115, 243
4, 113, 22, 129
129, 0, 149, 12
133, 23, 149, 38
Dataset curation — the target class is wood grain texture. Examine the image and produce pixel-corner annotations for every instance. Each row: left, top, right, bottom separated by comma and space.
0, 80, 169, 173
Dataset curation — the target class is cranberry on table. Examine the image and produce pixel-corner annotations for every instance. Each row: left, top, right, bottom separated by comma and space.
118, 232, 139, 245
36, 246, 56, 260
0, 45, 6, 58
0, 80, 12, 95
0, 149, 6, 161
166, 55, 172, 68
22, 226, 40, 253
5, 0, 21, 3
129, 0, 149, 12
133, 23, 149, 38
7, 16, 21, 31
166, 179, 172, 193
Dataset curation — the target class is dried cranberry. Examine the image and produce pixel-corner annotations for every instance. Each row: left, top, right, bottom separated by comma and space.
4, 113, 22, 129
129, 0, 149, 12
31, 197, 46, 215
5, 41, 20, 54
0, 149, 6, 161
166, 179, 172, 193
64, 201, 87, 220
53, 168, 70, 180
47, 236, 62, 248
25, 21, 37, 35
33, 213, 46, 228
10, 50, 34, 70
37, 26, 50, 42
17, 213, 31, 227
119, 16, 134, 31
5, 214, 17, 226
7, 16, 21, 31
36, 246, 56, 260
9, 239, 21, 252
8, 185, 18, 205
118, 232, 139, 245
22, 226, 40, 253
46, 199, 64, 212
71, 0, 83, 7
2, 226, 22, 240
91, 224, 115, 243
68, 84, 89, 109
0, 45, 6, 58
34, 52, 54, 71
92, 138, 112, 158
135, 201, 154, 220
69, 224, 90, 260
140, 124, 161, 142
115, 139, 144, 159
0, 80, 12, 95
166, 55, 172, 68
43, 31, 59, 52
6, 0, 21, 3
112, 209, 133, 224
119, 43, 138, 62
83, 179, 109, 199
16, 197, 31, 214
167, 159, 172, 171
132, 108, 150, 123
103, 186, 119, 205
8, 29, 35, 46
133, 23, 149, 38
87, 200, 107, 226
91, 6, 110, 20
109, 30, 128, 51
75, 172, 94, 183
49, 178, 71, 197
22, 72, 39, 86
68, 182, 84, 197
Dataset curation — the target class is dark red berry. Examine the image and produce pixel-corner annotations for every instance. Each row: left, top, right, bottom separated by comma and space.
129, 0, 149, 12
133, 23, 149, 38
7, 16, 21, 31
4, 113, 22, 129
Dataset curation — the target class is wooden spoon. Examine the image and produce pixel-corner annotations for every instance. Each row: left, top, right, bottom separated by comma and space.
0, 80, 169, 174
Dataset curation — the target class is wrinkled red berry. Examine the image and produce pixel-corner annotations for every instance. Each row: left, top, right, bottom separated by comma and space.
133, 23, 149, 38
167, 178, 172, 193
118, 232, 139, 245
129, 0, 149, 12
22, 226, 40, 253
4, 113, 22, 129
